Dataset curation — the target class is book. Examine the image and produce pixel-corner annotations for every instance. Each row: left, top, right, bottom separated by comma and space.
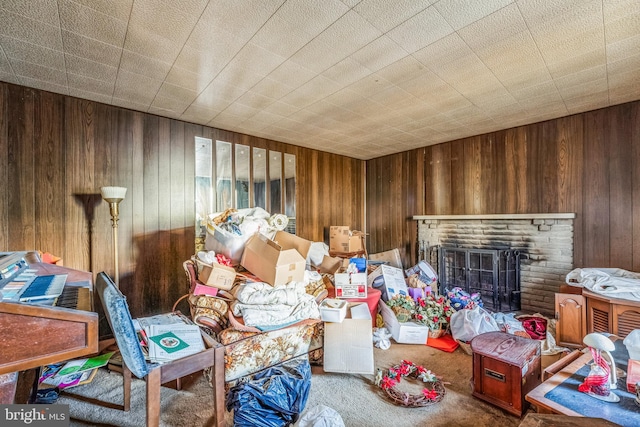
146, 323, 205, 363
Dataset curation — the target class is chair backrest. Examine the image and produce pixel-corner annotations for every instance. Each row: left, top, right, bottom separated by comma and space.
95, 272, 149, 378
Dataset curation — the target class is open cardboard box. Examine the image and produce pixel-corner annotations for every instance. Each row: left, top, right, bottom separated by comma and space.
323, 303, 374, 374
379, 300, 430, 345
240, 231, 310, 286
368, 264, 408, 301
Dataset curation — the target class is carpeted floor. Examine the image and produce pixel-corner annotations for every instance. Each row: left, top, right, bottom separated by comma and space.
59, 341, 524, 427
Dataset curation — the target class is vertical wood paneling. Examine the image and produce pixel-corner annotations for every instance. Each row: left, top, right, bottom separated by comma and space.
64, 98, 95, 270
464, 138, 482, 214
556, 115, 583, 266
7, 85, 35, 250
33, 91, 64, 257
504, 127, 528, 213
431, 143, 451, 214
0, 84, 7, 249
608, 105, 634, 269
582, 109, 610, 266
450, 140, 465, 214
633, 103, 640, 271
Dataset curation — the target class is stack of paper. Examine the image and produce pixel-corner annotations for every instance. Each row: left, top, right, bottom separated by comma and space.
145, 324, 205, 363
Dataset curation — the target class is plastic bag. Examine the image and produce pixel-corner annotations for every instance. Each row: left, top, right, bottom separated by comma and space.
296, 405, 345, 427
624, 329, 640, 360
449, 306, 500, 342
493, 312, 528, 336
372, 327, 392, 350
226, 357, 311, 427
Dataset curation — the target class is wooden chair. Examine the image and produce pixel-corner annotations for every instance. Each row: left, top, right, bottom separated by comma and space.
94, 272, 226, 427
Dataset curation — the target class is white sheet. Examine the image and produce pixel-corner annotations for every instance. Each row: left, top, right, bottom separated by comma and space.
565, 268, 640, 301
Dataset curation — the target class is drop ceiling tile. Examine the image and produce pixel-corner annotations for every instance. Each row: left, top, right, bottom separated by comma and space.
608, 69, 640, 104
129, 0, 200, 43
151, 93, 191, 114
59, 0, 127, 47
0, 71, 19, 84
65, 53, 118, 82
123, 26, 182, 64
111, 96, 150, 112
266, 61, 317, 89
251, 77, 296, 100
251, 14, 316, 59
198, 0, 284, 42
412, 32, 469, 70
353, 0, 433, 32
264, 100, 299, 117
608, 52, 640, 76
193, 80, 243, 106
387, 6, 453, 53
509, 79, 559, 101
164, 66, 211, 93
68, 87, 113, 104
113, 69, 162, 104
11, 58, 67, 86
147, 105, 181, 119
119, 50, 172, 81
434, 0, 514, 31
156, 82, 198, 104
517, 0, 600, 27
604, 10, 640, 44
564, 90, 610, 114
457, 3, 525, 49
350, 35, 407, 72
546, 49, 606, 80
62, 29, 121, 67
607, 34, 640, 63
0, 35, 65, 71
180, 104, 218, 124
1, 0, 61, 25
18, 76, 68, 95
172, 47, 227, 83
0, 48, 12, 73
235, 90, 277, 110
0, 8, 63, 51
67, 71, 114, 96
71, 0, 134, 21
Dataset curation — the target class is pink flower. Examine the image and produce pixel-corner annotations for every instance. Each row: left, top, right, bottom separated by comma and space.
423, 389, 438, 400
381, 376, 397, 390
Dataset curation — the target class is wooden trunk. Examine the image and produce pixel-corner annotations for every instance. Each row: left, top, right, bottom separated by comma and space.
471, 331, 542, 417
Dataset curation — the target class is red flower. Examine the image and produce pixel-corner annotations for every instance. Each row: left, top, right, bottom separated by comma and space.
381, 376, 397, 390
423, 388, 438, 400
416, 365, 426, 375
397, 364, 411, 376
432, 316, 440, 324
418, 298, 426, 307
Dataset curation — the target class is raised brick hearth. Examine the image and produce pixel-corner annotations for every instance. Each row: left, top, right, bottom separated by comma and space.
413, 214, 575, 315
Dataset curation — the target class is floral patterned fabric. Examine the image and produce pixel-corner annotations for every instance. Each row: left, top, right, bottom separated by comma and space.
218, 320, 324, 385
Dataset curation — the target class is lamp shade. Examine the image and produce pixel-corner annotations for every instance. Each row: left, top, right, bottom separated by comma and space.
101, 186, 127, 202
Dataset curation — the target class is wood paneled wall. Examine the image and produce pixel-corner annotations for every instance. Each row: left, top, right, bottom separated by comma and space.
0, 83, 364, 317
366, 101, 640, 273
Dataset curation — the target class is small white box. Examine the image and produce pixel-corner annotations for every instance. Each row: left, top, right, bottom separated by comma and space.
334, 272, 367, 298
319, 299, 348, 323
379, 300, 430, 345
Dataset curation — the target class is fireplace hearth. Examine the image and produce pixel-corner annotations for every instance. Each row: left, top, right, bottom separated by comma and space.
414, 213, 575, 315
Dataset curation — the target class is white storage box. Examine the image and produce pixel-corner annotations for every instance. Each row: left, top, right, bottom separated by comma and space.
319, 299, 348, 323
334, 272, 367, 298
379, 300, 430, 345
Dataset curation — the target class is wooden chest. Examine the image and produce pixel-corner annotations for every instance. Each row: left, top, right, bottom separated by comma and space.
471, 331, 541, 417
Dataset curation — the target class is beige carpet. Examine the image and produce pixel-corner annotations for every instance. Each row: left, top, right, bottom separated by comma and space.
60, 342, 524, 427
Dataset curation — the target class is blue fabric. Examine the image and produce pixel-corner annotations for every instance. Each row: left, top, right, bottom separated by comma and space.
96, 272, 149, 379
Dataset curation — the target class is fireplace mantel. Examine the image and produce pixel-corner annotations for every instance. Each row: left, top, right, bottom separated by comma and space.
413, 213, 575, 221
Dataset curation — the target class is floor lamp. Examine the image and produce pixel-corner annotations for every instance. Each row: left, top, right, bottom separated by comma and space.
101, 186, 127, 289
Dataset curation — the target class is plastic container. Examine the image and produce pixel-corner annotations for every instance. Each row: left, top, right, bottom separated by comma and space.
623, 329, 640, 360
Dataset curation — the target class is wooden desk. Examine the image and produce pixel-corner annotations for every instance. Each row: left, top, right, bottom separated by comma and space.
526, 338, 640, 426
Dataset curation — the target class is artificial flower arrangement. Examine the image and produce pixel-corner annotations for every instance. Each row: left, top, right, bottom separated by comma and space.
413, 292, 455, 332
376, 360, 446, 407
385, 294, 416, 323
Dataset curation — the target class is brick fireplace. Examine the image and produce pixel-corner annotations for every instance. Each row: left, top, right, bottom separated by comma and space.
413, 214, 575, 315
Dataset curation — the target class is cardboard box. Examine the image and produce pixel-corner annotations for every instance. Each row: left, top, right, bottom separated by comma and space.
316, 255, 342, 275
329, 226, 364, 253
367, 264, 408, 301
379, 300, 430, 344
323, 303, 374, 374
319, 298, 348, 323
240, 232, 306, 286
405, 261, 438, 286
334, 272, 367, 298
369, 248, 403, 269
198, 263, 236, 290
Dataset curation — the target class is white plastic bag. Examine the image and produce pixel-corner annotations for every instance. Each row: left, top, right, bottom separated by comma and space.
296, 405, 345, 427
450, 306, 500, 342
493, 312, 527, 336
624, 329, 640, 360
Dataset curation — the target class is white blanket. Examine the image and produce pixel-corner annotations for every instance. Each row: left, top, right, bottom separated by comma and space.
565, 268, 640, 301
231, 281, 320, 328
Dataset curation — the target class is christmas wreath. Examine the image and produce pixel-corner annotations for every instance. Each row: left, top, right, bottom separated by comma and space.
376, 360, 446, 407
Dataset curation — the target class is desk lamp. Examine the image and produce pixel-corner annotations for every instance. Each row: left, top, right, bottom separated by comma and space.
101, 186, 127, 289
580, 332, 619, 402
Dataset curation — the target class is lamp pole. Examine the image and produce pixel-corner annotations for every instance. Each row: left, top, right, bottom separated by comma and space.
101, 187, 127, 289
